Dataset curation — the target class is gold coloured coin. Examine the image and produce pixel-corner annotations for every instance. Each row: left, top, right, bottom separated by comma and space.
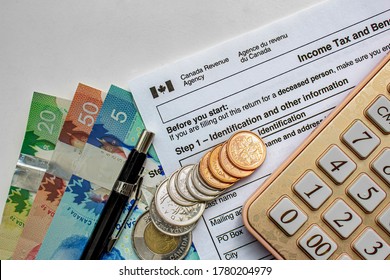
208, 144, 239, 183
219, 143, 254, 178
226, 130, 266, 170
144, 222, 180, 254
132, 211, 192, 260
199, 151, 233, 189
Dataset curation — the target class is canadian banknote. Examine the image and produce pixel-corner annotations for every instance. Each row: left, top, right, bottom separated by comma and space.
12, 84, 105, 260
0, 93, 70, 259
36, 85, 199, 260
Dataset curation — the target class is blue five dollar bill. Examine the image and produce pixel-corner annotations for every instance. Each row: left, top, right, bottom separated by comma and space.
37, 85, 199, 260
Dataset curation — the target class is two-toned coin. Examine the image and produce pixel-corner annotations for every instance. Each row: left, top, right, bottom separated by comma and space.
143, 130, 266, 254
132, 211, 192, 260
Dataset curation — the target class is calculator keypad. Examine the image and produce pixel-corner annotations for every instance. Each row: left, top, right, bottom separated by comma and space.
298, 225, 337, 260
293, 171, 332, 210
377, 205, 390, 234
336, 253, 352, 260
371, 148, 390, 185
352, 227, 390, 260
341, 120, 380, 159
365, 95, 390, 134
347, 173, 386, 213
322, 199, 362, 239
268, 196, 308, 236
245, 56, 390, 260
317, 145, 357, 184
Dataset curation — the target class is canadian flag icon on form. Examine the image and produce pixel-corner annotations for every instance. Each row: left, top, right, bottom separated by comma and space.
149, 80, 175, 98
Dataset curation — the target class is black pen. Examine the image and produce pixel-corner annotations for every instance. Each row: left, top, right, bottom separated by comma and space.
80, 129, 154, 260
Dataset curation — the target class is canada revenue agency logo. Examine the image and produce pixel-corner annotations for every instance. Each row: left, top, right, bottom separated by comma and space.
149, 80, 175, 99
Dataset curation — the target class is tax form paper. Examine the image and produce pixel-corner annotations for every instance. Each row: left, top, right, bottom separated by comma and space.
129, 0, 390, 260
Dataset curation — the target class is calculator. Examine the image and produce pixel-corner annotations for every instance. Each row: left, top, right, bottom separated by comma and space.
243, 53, 390, 260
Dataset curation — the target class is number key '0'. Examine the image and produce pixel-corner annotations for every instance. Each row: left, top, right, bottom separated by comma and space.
268, 196, 307, 236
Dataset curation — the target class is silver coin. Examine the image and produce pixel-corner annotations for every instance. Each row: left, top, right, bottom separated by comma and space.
155, 178, 206, 226
175, 164, 198, 202
195, 163, 224, 194
149, 198, 197, 236
154, 177, 169, 200
186, 166, 220, 202
132, 211, 192, 260
167, 170, 196, 206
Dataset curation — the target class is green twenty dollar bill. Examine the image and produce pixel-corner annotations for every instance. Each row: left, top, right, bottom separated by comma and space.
37, 85, 200, 260
0, 92, 70, 259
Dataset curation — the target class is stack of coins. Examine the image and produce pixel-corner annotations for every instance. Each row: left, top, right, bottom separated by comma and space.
132, 130, 266, 259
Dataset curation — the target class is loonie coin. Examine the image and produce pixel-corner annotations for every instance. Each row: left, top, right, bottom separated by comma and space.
149, 198, 197, 236
219, 143, 254, 178
132, 211, 192, 259
226, 130, 266, 170
187, 164, 221, 200
208, 144, 239, 183
199, 151, 233, 189
155, 178, 206, 226
167, 170, 196, 206
175, 164, 198, 203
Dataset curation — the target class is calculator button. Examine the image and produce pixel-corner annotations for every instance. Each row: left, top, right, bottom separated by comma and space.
317, 145, 357, 184
322, 199, 362, 239
336, 253, 353, 260
371, 148, 390, 185
298, 225, 337, 260
341, 120, 380, 159
365, 95, 390, 134
377, 204, 390, 235
268, 196, 308, 236
353, 227, 390, 260
293, 170, 332, 210
347, 173, 386, 213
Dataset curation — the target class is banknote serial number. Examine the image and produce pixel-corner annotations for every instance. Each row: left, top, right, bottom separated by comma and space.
212, 266, 272, 276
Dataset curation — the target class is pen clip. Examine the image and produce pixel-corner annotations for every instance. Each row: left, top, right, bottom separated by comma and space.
107, 176, 143, 252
